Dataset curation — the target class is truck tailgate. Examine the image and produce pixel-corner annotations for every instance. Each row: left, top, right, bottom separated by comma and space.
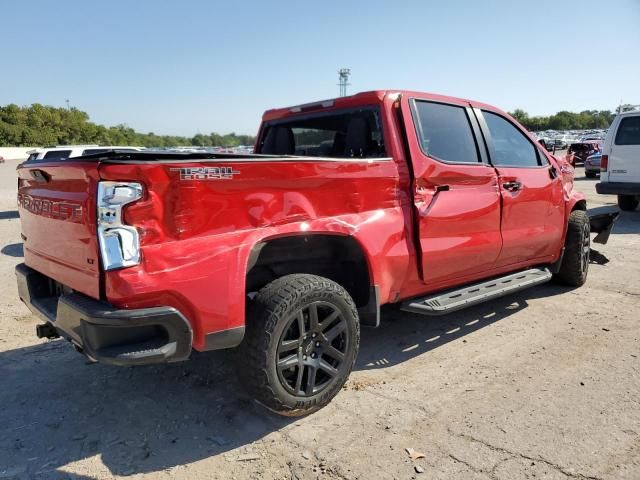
17, 161, 101, 299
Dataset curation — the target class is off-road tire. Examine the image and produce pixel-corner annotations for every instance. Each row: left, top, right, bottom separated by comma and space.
554, 210, 590, 286
618, 195, 639, 212
585, 171, 597, 179
240, 274, 360, 416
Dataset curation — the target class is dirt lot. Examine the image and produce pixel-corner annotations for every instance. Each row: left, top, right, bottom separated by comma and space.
1, 157, 638, 480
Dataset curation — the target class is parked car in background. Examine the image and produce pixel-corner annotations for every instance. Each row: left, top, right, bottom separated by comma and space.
568, 141, 601, 166
25, 145, 144, 162
580, 134, 605, 142
584, 153, 601, 178
597, 106, 640, 211
535, 137, 555, 152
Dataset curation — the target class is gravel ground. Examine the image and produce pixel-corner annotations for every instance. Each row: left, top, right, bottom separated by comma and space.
0, 157, 638, 480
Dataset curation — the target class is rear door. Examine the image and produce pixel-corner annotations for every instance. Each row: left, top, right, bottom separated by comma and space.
475, 108, 565, 268
609, 114, 640, 183
17, 161, 101, 298
402, 96, 502, 286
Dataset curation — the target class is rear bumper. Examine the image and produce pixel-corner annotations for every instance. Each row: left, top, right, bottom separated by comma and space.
596, 182, 640, 196
16, 263, 192, 366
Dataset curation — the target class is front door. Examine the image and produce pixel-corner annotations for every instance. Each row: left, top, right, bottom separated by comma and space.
475, 108, 565, 268
402, 97, 502, 287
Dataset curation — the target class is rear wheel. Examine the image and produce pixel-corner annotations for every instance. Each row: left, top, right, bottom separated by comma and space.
554, 210, 590, 287
240, 274, 360, 416
585, 171, 597, 179
618, 195, 639, 212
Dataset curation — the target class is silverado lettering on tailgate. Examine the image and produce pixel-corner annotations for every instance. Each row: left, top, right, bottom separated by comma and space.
17, 193, 83, 222
170, 167, 240, 181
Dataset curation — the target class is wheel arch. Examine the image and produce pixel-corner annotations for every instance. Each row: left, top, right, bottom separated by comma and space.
572, 199, 587, 212
245, 233, 379, 326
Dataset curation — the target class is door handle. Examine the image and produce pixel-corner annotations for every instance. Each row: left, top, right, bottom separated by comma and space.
502, 181, 522, 192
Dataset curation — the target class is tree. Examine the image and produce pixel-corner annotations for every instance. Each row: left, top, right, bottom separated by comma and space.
0, 103, 256, 148
508, 108, 616, 131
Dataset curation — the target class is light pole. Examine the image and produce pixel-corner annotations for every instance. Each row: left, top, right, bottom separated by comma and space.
338, 68, 351, 97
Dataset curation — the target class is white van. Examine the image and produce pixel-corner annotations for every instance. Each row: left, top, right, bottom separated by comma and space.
597, 107, 640, 211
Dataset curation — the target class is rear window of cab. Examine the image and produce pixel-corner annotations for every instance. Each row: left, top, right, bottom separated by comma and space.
258, 107, 386, 159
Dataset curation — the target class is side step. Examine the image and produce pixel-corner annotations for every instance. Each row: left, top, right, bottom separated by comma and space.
401, 268, 552, 316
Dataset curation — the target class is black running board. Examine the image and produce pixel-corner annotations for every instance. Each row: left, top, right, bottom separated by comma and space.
401, 268, 552, 316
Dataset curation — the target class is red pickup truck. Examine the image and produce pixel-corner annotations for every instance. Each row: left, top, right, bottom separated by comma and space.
15, 90, 617, 416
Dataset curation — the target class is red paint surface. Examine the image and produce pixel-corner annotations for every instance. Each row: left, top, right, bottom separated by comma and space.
17, 90, 586, 351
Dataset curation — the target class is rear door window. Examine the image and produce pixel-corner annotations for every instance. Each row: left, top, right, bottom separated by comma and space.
615, 116, 640, 145
411, 101, 480, 163
482, 112, 540, 167
43, 150, 72, 160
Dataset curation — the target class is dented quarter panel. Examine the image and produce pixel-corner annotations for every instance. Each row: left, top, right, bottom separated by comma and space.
99, 158, 414, 350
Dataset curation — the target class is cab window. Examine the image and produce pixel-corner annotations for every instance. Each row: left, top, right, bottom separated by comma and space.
483, 112, 540, 167
411, 101, 480, 163
258, 107, 386, 158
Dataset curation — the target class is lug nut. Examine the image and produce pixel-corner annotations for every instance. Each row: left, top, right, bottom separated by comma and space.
303, 355, 307, 360
312, 333, 317, 338
311, 353, 317, 359
315, 341, 320, 347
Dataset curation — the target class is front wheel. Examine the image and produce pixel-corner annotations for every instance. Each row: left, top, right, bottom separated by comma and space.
240, 274, 360, 416
554, 210, 590, 286
618, 195, 639, 212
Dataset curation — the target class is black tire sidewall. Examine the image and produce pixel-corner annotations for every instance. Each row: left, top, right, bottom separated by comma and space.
618, 195, 639, 212
265, 286, 358, 411
556, 210, 590, 286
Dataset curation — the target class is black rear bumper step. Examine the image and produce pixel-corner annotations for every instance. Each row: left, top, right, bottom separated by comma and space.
16, 263, 192, 366
401, 268, 552, 316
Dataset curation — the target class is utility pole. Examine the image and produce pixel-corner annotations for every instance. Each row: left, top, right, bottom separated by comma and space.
337, 68, 351, 97
65, 99, 70, 110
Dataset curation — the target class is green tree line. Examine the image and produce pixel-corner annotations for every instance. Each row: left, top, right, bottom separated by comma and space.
0, 103, 255, 148
509, 108, 616, 131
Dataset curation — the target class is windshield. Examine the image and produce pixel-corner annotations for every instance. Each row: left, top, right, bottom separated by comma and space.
257, 107, 386, 158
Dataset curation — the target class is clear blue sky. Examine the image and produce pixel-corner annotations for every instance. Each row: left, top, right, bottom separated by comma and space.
2, 0, 639, 136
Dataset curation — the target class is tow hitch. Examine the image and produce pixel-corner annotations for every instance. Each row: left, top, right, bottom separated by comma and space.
36, 323, 60, 339
588, 206, 620, 244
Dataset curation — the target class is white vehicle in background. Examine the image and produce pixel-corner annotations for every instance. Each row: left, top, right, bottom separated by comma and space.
596, 106, 640, 211
25, 145, 144, 162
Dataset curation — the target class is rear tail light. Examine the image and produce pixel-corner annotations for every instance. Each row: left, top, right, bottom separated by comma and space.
600, 155, 608, 172
97, 182, 143, 270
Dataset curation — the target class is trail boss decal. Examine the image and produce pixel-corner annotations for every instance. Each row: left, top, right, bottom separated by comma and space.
170, 167, 240, 181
